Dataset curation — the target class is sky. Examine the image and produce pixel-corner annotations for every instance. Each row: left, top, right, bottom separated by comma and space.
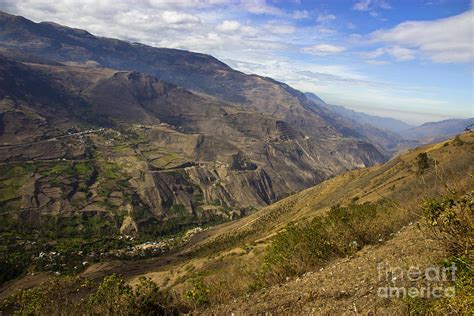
0, 0, 473, 124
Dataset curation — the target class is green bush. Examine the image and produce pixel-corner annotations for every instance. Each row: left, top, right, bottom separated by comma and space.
2, 274, 181, 315
89, 274, 180, 315
415, 152, 431, 175
407, 192, 474, 314
88, 273, 132, 314
258, 200, 410, 285
130, 277, 177, 315
422, 193, 473, 258
1, 276, 94, 315
185, 276, 211, 308
452, 135, 465, 146
262, 218, 336, 283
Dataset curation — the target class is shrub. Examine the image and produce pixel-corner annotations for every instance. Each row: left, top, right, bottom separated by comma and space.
130, 277, 178, 315
453, 135, 465, 146
185, 276, 210, 308
261, 218, 336, 283
407, 192, 474, 314
257, 200, 410, 285
1, 274, 181, 315
422, 193, 473, 258
88, 274, 182, 315
415, 152, 431, 175
1, 276, 94, 315
408, 255, 473, 314
88, 273, 133, 314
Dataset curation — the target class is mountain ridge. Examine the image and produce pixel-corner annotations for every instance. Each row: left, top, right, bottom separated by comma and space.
399, 117, 474, 142
0, 10, 403, 155
305, 92, 414, 133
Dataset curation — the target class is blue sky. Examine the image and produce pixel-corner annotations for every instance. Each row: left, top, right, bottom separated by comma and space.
1, 0, 472, 124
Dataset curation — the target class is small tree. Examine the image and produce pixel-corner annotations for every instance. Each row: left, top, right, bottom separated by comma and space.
88, 273, 132, 314
415, 152, 431, 175
453, 135, 464, 146
185, 276, 210, 308
131, 277, 175, 315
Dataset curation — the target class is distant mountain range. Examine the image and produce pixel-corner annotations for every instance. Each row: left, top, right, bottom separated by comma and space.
305, 92, 414, 133
399, 118, 474, 142
305, 92, 473, 146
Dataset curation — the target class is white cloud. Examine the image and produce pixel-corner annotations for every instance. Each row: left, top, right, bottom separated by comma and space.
302, 44, 346, 56
361, 46, 415, 61
370, 9, 474, 63
378, 1, 392, 9
217, 20, 241, 32
385, 46, 415, 61
239, 0, 284, 16
148, 0, 232, 10
264, 22, 296, 34
352, 0, 392, 11
360, 47, 385, 59
366, 60, 389, 65
160, 11, 201, 24
290, 10, 310, 19
352, 0, 391, 20
317, 13, 336, 23
216, 20, 258, 35
238, 1, 310, 20
353, 0, 371, 11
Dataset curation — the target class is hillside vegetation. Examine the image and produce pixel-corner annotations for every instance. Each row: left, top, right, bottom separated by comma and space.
2, 132, 472, 314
